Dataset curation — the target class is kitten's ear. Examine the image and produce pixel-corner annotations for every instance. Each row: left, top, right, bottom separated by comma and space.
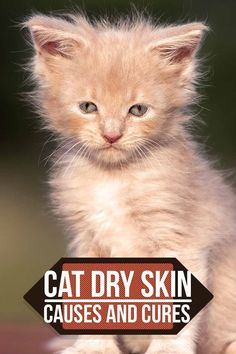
148, 22, 208, 66
25, 15, 87, 59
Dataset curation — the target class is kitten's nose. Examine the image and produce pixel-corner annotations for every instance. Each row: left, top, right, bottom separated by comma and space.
103, 133, 122, 144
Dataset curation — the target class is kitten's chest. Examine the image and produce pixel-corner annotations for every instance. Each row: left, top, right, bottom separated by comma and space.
83, 178, 128, 230
63, 168, 163, 232
79, 176, 147, 256
58, 166, 187, 256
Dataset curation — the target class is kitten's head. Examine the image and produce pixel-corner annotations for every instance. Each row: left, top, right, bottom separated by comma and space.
25, 14, 207, 167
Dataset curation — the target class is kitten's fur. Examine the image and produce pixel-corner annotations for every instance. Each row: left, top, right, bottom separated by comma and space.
24, 13, 236, 354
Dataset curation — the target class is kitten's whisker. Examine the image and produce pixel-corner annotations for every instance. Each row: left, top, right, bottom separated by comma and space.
64, 143, 88, 178
43, 138, 75, 166
138, 145, 156, 170
39, 134, 69, 166
38, 134, 56, 167
135, 145, 152, 170
53, 140, 81, 168
140, 144, 162, 170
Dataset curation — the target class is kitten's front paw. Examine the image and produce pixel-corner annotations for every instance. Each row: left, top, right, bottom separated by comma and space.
147, 351, 190, 354
145, 344, 193, 354
60, 348, 79, 354
224, 341, 236, 354
59, 339, 122, 354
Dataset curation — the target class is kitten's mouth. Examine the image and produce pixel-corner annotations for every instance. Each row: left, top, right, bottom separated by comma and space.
100, 144, 121, 151
95, 143, 128, 161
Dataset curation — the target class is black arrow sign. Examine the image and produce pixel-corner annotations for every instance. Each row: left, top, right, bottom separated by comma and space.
24, 258, 213, 335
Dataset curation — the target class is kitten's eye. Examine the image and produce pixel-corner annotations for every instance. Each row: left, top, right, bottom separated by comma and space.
79, 102, 97, 114
129, 104, 148, 117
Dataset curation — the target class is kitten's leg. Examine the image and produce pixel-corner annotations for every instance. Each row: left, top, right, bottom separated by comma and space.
59, 335, 121, 354
143, 320, 197, 354
57, 238, 121, 354
224, 341, 236, 354
120, 335, 151, 354
198, 241, 236, 354
122, 253, 207, 354
47, 336, 77, 352
121, 327, 197, 354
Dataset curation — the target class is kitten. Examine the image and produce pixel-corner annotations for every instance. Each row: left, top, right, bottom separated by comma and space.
24, 13, 236, 354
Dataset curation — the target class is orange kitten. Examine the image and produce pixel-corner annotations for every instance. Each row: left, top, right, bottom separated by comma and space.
24, 13, 236, 354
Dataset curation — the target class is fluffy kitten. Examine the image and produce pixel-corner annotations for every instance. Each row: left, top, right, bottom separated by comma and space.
24, 13, 236, 354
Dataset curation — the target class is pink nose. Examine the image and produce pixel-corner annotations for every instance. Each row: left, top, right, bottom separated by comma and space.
103, 133, 122, 144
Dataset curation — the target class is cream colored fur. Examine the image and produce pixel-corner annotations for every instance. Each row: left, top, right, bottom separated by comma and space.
24, 13, 236, 354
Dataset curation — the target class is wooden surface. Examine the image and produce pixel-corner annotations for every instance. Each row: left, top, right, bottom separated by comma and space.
0, 324, 57, 354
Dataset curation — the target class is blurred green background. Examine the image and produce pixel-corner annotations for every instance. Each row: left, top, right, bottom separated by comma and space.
1, 0, 235, 324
